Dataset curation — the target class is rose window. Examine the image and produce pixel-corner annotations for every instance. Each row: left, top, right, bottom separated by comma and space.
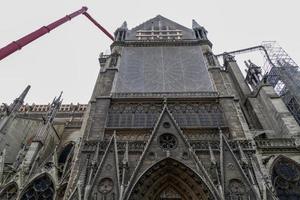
159, 133, 177, 150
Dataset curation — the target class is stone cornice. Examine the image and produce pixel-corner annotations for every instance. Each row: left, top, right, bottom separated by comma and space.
111, 39, 212, 48
0, 103, 87, 113
111, 91, 218, 100
255, 138, 299, 152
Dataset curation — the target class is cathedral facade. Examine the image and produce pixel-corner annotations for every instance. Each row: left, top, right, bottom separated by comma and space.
1, 15, 300, 200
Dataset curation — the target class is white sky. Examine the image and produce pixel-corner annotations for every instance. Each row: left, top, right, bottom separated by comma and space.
1, 0, 300, 104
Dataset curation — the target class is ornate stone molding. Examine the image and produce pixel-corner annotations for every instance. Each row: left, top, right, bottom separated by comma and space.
0, 103, 87, 113
255, 138, 298, 151
111, 91, 218, 99
82, 139, 255, 152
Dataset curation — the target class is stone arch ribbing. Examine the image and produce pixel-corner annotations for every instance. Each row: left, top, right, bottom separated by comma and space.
126, 157, 215, 200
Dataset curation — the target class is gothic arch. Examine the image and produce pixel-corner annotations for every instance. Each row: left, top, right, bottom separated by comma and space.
57, 142, 75, 179
58, 142, 75, 164
0, 182, 18, 200
269, 155, 299, 170
271, 155, 300, 199
20, 173, 55, 200
127, 157, 215, 200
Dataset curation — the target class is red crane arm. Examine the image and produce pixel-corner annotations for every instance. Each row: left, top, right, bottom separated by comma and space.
83, 12, 115, 41
0, 6, 114, 61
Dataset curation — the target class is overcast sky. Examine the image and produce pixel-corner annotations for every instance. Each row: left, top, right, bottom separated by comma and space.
1, 0, 300, 104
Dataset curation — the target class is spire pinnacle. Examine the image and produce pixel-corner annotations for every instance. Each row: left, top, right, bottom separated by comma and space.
18, 85, 31, 101
121, 21, 128, 29
192, 19, 202, 29
45, 91, 63, 124
192, 19, 208, 40
7, 85, 31, 115
115, 21, 128, 41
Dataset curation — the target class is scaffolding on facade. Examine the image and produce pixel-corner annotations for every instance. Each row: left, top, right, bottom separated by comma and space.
217, 41, 300, 125
261, 41, 300, 125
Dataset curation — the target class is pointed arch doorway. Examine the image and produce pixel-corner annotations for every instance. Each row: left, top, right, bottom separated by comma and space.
127, 158, 215, 200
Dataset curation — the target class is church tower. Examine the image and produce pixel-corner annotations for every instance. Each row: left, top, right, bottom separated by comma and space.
1, 15, 300, 200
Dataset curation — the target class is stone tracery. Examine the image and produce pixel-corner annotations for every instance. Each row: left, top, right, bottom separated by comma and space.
20, 174, 55, 200
0, 182, 18, 200
57, 142, 75, 179
272, 157, 300, 199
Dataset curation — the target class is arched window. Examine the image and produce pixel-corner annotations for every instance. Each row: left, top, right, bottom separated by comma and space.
58, 143, 74, 164
0, 182, 18, 200
272, 157, 300, 199
57, 143, 74, 178
20, 174, 54, 200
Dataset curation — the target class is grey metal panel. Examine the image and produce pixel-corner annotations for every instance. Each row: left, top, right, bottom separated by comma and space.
114, 46, 214, 93
144, 47, 163, 91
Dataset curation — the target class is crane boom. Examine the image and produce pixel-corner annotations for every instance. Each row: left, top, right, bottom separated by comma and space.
83, 12, 115, 41
0, 6, 114, 61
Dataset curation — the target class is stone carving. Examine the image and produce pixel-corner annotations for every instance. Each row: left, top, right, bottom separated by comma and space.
148, 152, 156, 161
223, 53, 236, 64
227, 163, 235, 170
111, 91, 218, 98
163, 122, 171, 129
82, 139, 255, 153
181, 151, 189, 160
98, 178, 114, 194
159, 186, 182, 199
229, 179, 247, 199
204, 51, 216, 66
105, 164, 112, 171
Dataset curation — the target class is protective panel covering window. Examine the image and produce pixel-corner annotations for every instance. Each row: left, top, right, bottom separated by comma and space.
114, 46, 214, 93
106, 103, 226, 128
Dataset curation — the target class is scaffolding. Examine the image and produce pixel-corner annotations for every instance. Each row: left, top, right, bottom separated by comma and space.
217, 41, 300, 125
261, 42, 298, 94
261, 41, 300, 125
